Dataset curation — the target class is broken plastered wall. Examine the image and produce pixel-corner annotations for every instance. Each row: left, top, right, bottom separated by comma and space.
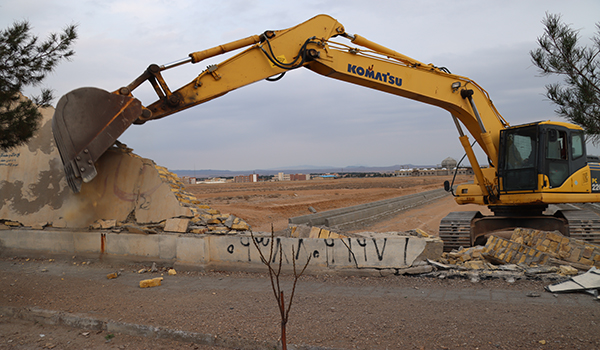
0, 97, 249, 234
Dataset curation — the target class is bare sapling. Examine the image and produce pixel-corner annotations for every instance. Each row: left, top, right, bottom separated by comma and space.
251, 225, 311, 350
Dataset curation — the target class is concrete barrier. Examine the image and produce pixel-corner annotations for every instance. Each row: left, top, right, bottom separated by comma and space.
0, 229, 443, 273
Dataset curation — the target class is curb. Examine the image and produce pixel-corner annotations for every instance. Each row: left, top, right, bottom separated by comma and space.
0, 305, 341, 350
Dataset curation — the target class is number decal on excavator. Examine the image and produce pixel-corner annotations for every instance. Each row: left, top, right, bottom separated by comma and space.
591, 170, 600, 193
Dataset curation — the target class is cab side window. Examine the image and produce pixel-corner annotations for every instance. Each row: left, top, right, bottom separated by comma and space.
546, 130, 567, 160
546, 129, 569, 187
572, 132, 584, 159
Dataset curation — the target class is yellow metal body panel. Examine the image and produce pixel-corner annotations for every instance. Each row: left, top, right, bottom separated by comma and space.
456, 165, 598, 206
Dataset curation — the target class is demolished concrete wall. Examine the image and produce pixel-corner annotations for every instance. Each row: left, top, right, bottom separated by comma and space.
482, 228, 600, 268
0, 98, 249, 233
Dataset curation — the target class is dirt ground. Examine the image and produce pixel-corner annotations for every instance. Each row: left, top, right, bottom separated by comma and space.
2, 176, 598, 349
1, 257, 599, 350
184, 175, 490, 234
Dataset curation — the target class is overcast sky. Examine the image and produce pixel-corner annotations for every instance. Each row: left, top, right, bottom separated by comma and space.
3, 1, 600, 171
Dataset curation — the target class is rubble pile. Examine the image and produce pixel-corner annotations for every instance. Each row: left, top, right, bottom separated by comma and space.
428, 228, 600, 282
290, 224, 347, 238
86, 159, 251, 235
483, 228, 600, 268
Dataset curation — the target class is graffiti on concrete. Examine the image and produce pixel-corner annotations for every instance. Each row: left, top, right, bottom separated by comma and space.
223, 236, 416, 268
0, 152, 20, 167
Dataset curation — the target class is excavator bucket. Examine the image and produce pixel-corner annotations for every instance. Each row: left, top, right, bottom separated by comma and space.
52, 87, 142, 193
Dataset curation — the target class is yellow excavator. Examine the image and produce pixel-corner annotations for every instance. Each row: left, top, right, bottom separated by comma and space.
52, 14, 600, 250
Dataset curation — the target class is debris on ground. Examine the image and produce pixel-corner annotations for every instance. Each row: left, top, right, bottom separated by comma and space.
420, 228, 600, 298
106, 272, 120, 279
482, 228, 600, 269
545, 266, 600, 298
433, 228, 599, 270
139, 277, 163, 288
150, 262, 158, 273
2, 220, 22, 227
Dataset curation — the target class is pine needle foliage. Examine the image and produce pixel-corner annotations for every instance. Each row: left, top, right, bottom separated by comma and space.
0, 21, 77, 151
530, 13, 600, 141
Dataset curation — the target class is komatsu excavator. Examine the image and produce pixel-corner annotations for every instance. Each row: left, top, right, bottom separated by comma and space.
51, 14, 600, 250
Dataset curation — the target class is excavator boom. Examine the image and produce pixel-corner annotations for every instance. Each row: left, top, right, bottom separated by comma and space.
52, 14, 503, 195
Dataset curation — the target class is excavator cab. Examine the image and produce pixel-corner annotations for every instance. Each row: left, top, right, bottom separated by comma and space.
442, 122, 596, 250
442, 121, 598, 251
498, 122, 588, 193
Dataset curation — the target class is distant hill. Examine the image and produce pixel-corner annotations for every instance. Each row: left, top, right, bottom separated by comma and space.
172, 164, 437, 178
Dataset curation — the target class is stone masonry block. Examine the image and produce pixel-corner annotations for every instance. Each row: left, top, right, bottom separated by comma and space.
164, 218, 190, 233
318, 229, 330, 239
309, 227, 321, 238
483, 234, 550, 266
583, 246, 594, 259
223, 215, 235, 229
570, 248, 582, 261
547, 232, 562, 243
231, 219, 249, 231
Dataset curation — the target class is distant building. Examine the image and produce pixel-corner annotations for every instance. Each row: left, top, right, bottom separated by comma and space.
197, 178, 227, 184
441, 157, 457, 169
276, 172, 290, 181
234, 174, 258, 183
394, 157, 473, 177
275, 172, 311, 181
290, 173, 310, 181
180, 176, 197, 184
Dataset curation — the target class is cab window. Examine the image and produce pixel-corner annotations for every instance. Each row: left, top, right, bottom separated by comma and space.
546, 129, 567, 160
546, 129, 569, 187
572, 132, 584, 159
506, 133, 535, 169
500, 126, 538, 191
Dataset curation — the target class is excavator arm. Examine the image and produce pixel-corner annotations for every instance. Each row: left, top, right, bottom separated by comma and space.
53, 14, 507, 198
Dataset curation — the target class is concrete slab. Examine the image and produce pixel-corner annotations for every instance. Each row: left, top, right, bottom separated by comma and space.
0, 229, 443, 273
0, 105, 190, 228
0, 98, 248, 234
